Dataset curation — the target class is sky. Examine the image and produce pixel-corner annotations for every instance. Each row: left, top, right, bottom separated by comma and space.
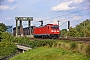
0, 0, 90, 29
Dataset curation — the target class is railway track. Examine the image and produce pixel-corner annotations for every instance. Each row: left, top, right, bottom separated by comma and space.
30, 37, 90, 42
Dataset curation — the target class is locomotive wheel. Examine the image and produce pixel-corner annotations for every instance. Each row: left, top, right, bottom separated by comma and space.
41, 35, 44, 39
49, 36, 52, 39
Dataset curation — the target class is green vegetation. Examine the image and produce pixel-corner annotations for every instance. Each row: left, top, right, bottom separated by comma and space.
1, 32, 14, 42
14, 37, 90, 55
60, 29, 67, 37
0, 23, 7, 40
0, 20, 90, 60
60, 19, 90, 37
10, 47, 90, 60
70, 42, 77, 49
14, 37, 56, 48
0, 23, 17, 58
0, 41, 17, 57
86, 44, 90, 56
0, 23, 7, 32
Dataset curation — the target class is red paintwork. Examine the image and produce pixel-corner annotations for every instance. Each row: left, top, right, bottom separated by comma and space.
33, 24, 60, 35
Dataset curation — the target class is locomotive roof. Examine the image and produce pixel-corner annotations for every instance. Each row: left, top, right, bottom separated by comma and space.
36, 24, 58, 28
47, 24, 58, 25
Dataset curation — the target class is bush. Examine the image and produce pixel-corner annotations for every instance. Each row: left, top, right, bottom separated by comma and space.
1, 32, 14, 42
0, 41, 17, 57
14, 37, 30, 46
70, 42, 77, 49
29, 40, 55, 48
86, 44, 90, 56
14, 37, 56, 48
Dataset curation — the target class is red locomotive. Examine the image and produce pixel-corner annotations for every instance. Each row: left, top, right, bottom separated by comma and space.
33, 24, 60, 38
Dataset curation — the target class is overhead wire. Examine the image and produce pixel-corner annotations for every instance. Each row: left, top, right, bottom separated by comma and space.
44, 8, 90, 20
59, 13, 90, 27
32, 0, 90, 26
68, 0, 88, 7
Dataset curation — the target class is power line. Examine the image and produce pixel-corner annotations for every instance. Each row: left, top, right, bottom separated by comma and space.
60, 21, 67, 27
33, 7, 90, 26
57, 8, 90, 18
58, 13, 90, 27
41, 0, 88, 19
70, 0, 88, 7
32, 1, 90, 25
44, 8, 90, 20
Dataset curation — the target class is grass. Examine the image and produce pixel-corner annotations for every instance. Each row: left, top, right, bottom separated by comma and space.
10, 47, 90, 60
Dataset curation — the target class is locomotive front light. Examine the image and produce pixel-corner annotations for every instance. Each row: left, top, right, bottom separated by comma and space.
57, 31, 59, 32
51, 30, 54, 32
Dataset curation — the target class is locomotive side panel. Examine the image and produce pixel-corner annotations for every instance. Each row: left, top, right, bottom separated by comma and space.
33, 24, 60, 38
33, 26, 48, 38
33, 26, 48, 35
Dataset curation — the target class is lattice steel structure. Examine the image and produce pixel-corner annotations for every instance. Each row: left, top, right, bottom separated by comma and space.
15, 17, 33, 37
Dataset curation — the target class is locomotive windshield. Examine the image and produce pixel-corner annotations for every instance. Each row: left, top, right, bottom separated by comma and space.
51, 26, 59, 29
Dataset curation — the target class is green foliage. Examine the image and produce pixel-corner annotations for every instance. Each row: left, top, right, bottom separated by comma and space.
10, 47, 90, 60
0, 32, 17, 58
0, 23, 7, 32
75, 19, 90, 37
86, 44, 90, 56
14, 37, 90, 56
0, 31, 2, 40
14, 37, 30, 45
30, 40, 55, 48
69, 27, 79, 37
0, 41, 17, 57
14, 37, 56, 48
60, 29, 67, 37
61, 19, 90, 37
0, 32, 14, 42
70, 42, 77, 49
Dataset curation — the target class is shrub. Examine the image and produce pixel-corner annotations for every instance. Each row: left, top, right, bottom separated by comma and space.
14, 37, 56, 48
70, 42, 77, 49
14, 37, 30, 45
0, 41, 17, 57
1, 32, 14, 42
86, 44, 90, 56
29, 40, 55, 48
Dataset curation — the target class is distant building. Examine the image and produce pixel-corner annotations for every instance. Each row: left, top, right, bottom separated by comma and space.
13, 26, 35, 36
13, 26, 20, 36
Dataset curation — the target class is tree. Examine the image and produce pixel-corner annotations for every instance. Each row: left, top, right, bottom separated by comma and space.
75, 19, 90, 37
67, 19, 90, 37
0, 23, 7, 40
68, 27, 80, 37
0, 23, 7, 32
60, 29, 67, 37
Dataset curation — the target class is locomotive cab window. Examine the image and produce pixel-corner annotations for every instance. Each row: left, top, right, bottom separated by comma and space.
51, 26, 59, 29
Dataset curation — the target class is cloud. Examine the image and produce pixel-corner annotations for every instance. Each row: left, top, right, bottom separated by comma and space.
5, 18, 11, 20
0, 5, 16, 10
0, 5, 9, 10
0, 0, 16, 10
10, 6, 16, 10
51, 0, 84, 11
51, 1, 75, 11
72, 0, 84, 3
8, 0, 15, 3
